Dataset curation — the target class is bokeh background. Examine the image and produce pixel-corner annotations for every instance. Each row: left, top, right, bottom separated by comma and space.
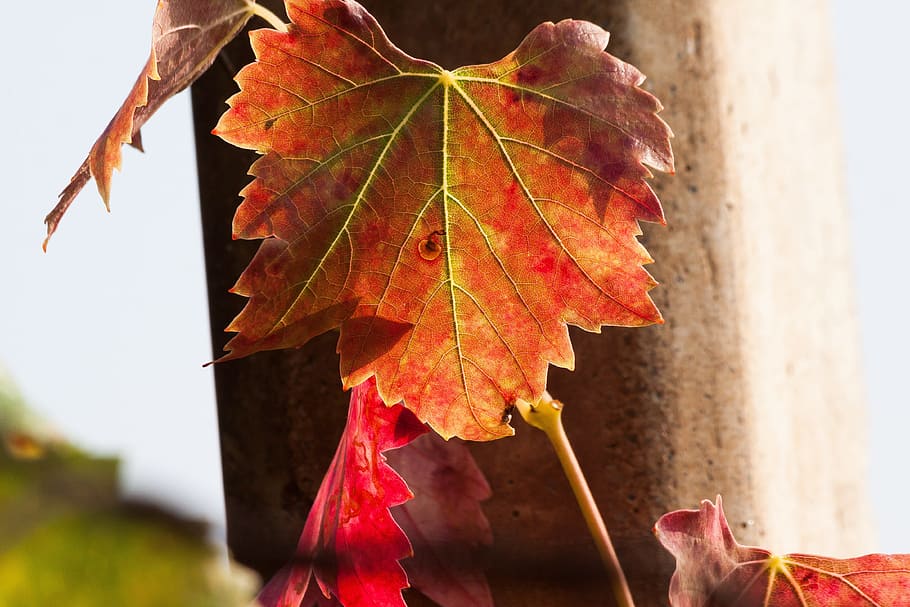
0, 0, 906, 570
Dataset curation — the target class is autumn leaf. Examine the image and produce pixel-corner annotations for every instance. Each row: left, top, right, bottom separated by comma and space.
44, 0, 264, 249
654, 497, 910, 607
389, 434, 494, 607
214, 0, 673, 440
257, 377, 428, 607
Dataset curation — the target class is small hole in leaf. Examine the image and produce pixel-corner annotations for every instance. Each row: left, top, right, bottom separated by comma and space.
418, 230, 445, 261
419, 239, 441, 260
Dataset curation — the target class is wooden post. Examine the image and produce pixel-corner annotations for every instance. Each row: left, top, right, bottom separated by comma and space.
192, 1, 872, 604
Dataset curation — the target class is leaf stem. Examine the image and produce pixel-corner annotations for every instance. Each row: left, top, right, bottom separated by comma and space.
515, 393, 635, 607
246, 1, 288, 32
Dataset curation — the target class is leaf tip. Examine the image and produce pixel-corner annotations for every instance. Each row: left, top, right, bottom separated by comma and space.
94, 179, 113, 213
41, 219, 56, 252
129, 130, 145, 153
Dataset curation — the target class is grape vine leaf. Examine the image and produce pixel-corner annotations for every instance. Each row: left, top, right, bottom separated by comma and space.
215, 0, 674, 440
257, 377, 428, 607
389, 434, 494, 607
655, 497, 910, 607
44, 0, 261, 249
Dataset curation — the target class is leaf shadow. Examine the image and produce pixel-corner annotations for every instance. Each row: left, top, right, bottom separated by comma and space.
215, 299, 360, 364
340, 315, 414, 375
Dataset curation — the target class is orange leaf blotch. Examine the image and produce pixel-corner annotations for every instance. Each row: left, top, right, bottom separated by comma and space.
216, 0, 673, 440
655, 497, 910, 607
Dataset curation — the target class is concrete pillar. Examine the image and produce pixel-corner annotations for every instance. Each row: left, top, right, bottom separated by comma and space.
193, 1, 872, 605
192, 0, 348, 576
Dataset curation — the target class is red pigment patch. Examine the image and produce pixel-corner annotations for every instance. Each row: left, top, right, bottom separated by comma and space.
531, 255, 556, 275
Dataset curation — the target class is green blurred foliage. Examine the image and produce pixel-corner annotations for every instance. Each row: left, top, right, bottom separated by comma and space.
0, 367, 256, 606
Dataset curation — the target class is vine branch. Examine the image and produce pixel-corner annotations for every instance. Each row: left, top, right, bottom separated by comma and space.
246, 1, 288, 32
515, 392, 635, 607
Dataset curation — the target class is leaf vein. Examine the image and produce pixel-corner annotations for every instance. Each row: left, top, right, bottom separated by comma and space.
451, 81, 647, 321
302, 7, 402, 74
457, 76, 656, 161
264, 37, 358, 86
454, 283, 534, 391
270, 82, 442, 334
440, 83, 475, 433
447, 191, 548, 346
225, 73, 436, 133
346, 187, 444, 374
500, 136, 653, 212
783, 559, 885, 607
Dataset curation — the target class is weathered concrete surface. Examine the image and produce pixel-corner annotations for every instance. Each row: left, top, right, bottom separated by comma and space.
703, 1, 873, 557
193, 1, 872, 605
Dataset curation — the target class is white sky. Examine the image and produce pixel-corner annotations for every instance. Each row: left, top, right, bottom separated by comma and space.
831, 0, 910, 552
0, 1, 906, 552
0, 1, 222, 531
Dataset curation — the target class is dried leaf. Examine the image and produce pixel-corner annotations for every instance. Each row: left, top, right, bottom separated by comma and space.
45, 0, 259, 248
215, 0, 673, 440
389, 434, 493, 607
655, 496, 910, 607
257, 377, 427, 607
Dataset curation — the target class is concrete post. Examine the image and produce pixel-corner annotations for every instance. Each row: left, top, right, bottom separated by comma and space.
193, 1, 872, 605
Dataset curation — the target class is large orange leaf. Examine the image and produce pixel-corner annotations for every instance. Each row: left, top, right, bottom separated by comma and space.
215, 0, 673, 440
655, 497, 910, 606
45, 0, 260, 249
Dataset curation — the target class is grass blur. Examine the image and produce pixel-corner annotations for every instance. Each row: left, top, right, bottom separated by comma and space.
0, 367, 256, 605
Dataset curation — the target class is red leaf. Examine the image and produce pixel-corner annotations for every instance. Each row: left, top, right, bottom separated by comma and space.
655, 497, 910, 607
258, 377, 427, 607
214, 0, 673, 440
45, 0, 258, 249
389, 434, 494, 607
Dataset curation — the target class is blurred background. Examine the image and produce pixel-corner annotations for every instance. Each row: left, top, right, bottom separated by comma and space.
0, 1, 906, 599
